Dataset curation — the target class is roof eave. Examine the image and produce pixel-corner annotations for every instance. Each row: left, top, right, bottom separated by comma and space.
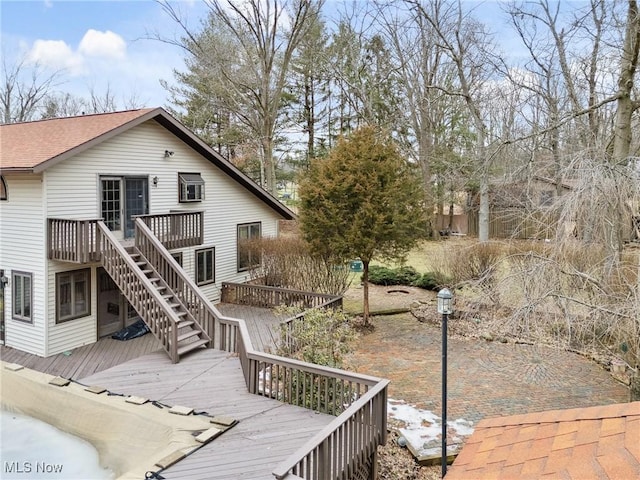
0, 167, 36, 174
32, 108, 164, 174
152, 112, 296, 220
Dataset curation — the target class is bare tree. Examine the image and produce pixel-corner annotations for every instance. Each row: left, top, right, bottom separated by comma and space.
157, 0, 322, 194
409, 0, 500, 242
1, 56, 62, 123
611, 0, 640, 161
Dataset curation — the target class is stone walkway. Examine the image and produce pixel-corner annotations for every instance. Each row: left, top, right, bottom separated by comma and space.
345, 313, 630, 426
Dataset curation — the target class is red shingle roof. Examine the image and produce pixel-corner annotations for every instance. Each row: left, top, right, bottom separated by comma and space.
0, 108, 157, 171
447, 402, 640, 480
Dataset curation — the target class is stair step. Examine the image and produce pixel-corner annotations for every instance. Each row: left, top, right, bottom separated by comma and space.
177, 330, 201, 342
177, 320, 195, 328
177, 339, 209, 356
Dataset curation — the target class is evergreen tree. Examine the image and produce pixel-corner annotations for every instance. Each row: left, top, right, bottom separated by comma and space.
298, 125, 428, 325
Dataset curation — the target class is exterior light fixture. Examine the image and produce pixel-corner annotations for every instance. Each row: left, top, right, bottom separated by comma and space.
152, 176, 159, 186
437, 287, 454, 477
164, 150, 174, 158
437, 287, 453, 315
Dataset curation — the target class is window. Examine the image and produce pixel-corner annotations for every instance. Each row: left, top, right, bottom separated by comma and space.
237, 222, 261, 272
12, 271, 32, 323
56, 269, 91, 323
196, 247, 215, 285
179, 173, 205, 202
171, 251, 183, 266
101, 178, 122, 231
0, 175, 7, 200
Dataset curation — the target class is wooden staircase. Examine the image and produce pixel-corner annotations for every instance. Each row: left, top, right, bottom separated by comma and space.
97, 221, 212, 363
129, 249, 210, 358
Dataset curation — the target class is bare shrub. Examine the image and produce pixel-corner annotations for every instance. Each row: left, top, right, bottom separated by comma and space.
470, 240, 640, 369
242, 236, 351, 295
446, 241, 508, 305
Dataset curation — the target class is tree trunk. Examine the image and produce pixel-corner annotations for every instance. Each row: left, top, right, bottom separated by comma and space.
362, 260, 370, 326
612, 0, 640, 162
478, 179, 490, 242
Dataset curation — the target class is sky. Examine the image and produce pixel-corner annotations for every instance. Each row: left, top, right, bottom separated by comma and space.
0, 0, 580, 113
0, 0, 211, 109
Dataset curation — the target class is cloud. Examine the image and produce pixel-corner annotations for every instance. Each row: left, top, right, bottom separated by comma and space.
78, 29, 126, 59
27, 39, 84, 74
25, 29, 127, 76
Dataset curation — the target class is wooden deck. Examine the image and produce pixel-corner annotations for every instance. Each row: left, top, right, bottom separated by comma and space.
0, 304, 283, 380
81, 348, 334, 479
217, 303, 286, 353
0, 305, 333, 478
0, 334, 162, 380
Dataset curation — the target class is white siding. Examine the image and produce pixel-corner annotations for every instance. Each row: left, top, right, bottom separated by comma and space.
0, 175, 47, 355
45, 265, 97, 356
44, 120, 283, 336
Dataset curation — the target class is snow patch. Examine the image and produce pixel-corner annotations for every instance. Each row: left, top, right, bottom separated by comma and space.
388, 399, 474, 458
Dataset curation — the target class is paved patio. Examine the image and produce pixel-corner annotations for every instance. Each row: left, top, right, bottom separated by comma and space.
346, 313, 630, 425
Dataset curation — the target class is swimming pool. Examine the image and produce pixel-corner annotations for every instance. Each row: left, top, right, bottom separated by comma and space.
1, 362, 216, 479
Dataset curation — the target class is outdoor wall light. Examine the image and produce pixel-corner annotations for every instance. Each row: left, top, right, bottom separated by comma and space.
164, 150, 174, 158
152, 176, 159, 186
437, 287, 454, 477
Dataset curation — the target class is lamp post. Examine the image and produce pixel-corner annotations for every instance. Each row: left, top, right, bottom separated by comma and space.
437, 287, 453, 477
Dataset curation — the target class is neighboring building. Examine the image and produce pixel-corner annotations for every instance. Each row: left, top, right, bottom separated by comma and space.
447, 401, 640, 479
0, 108, 294, 359
467, 176, 574, 239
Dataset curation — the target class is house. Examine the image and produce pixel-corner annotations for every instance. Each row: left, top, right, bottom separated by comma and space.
0, 108, 294, 361
446, 401, 640, 479
466, 176, 574, 239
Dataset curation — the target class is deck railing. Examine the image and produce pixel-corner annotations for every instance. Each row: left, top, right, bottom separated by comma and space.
221, 282, 342, 353
134, 217, 217, 344
136, 211, 203, 249
221, 283, 342, 310
216, 293, 388, 480
97, 221, 181, 363
48, 218, 102, 263
48, 211, 202, 263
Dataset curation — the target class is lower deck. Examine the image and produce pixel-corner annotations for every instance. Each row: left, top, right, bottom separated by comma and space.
0, 305, 334, 479
81, 348, 333, 479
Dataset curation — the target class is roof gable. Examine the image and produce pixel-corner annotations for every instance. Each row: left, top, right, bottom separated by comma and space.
0, 109, 158, 172
0, 108, 294, 219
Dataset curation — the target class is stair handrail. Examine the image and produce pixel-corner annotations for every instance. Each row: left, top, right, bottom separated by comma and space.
134, 217, 220, 347
96, 221, 181, 362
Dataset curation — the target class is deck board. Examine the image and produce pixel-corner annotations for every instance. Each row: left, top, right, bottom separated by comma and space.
0, 334, 163, 379
217, 303, 285, 353
81, 349, 334, 479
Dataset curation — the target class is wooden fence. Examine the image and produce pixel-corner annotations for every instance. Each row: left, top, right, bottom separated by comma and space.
467, 208, 558, 239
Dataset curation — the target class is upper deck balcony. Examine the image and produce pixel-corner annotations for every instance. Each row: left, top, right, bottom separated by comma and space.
47, 211, 204, 263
